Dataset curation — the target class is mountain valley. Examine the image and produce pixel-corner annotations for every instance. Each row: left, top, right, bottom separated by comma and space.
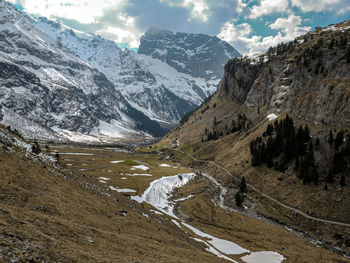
0, 124, 347, 262
0, 0, 350, 262
162, 19, 350, 259
0, 0, 240, 142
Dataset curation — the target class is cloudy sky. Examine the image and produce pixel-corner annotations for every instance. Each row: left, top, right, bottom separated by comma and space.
7, 0, 350, 56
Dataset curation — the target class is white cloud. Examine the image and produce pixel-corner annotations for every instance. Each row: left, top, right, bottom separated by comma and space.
6, 0, 143, 48
217, 20, 257, 53
19, 0, 125, 24
236, 0, 247, 14
337, 5, 350, 15
161, 0, 211, 22
218, 14, 311, 56
249, 0, 290, 19
97, 25, 141, 48
291, 0, 346, 12
185, 0, 210, 22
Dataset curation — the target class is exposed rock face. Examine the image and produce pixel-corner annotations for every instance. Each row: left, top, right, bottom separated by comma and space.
218, 22, 350, 126
35, 17, 231, 127
138, 26, 241, 81
0, 1, 243, 141
0, 0, 165, 140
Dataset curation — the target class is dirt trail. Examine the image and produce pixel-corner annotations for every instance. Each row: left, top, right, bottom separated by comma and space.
175, 148, 350, 228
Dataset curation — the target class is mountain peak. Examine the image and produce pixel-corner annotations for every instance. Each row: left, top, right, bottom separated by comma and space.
139, 28, 241, 80
144, 26, 174, 38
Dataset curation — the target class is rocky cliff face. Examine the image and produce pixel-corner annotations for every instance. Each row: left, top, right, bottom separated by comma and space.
0, 0, 243, 142
138, 27, 241, 81
218, 21, 350, 126
0, 0, 164, 141
35, 17, 227, 127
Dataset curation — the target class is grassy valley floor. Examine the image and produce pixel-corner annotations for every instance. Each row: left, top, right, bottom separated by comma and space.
0, 141, 348, 262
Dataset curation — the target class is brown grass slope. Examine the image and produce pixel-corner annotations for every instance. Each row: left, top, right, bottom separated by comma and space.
0, 125, 229, 263
164, 19, 350, 254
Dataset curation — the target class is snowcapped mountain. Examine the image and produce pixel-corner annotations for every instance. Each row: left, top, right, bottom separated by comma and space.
0, 0, 164, 141
0, 0, 241, 142
35, 17, 233, 127
138, 26, 241, 81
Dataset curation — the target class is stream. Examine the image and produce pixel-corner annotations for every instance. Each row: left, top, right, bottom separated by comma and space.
131, 173, 285, 263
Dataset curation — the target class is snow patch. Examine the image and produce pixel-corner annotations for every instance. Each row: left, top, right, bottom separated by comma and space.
110, 160, 124, 164
174, 194, 195, 202
143, 213, 149, 218
132, 165, 149, 171
109, 186, 118, 191
150, 209, 163, 215
117, 188, 136, 193
128, 173, 153, 177
267, 113, 278, 121
159, 163, 171, 167
193, 238, 238, 263
171, 219, 181, 228
98, 177, 110, 181
182, 222, 249, 255
130, 195, 143, 203
242, 251, 285, 263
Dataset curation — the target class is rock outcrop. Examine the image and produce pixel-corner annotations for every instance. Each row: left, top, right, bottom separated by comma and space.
138, 26, 241, 81
218, 21, 350, 126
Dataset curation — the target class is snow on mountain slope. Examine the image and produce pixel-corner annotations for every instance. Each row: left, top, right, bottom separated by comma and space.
138, 26, 242, 81
0, 0, 165, 141
35, 17, 233, 125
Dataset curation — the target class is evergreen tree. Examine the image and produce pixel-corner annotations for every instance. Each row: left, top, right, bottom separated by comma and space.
335, 130, 344, 150
332, 152, 347, 174
55, 152, 60, 164
326, 170, 334, 183
315, 137, 320, 147
328, 130, 334, 144
240, 176, 247, 193
328, 38, 335, 49
235, 191, 244, 207
345, 135, 350, 155
32, 140, 41, 154
340, 175, 346, 186
303, 125, 310, 142
346, 47, 350, 63
296, 125, 306, 155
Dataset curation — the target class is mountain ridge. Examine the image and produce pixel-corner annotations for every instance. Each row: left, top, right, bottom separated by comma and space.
139, 26, 241, 81
0, 0, 240, 142
162, 18, 350, 255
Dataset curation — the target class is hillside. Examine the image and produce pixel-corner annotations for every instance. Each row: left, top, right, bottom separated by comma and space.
2, 124, 348, 262
163, 19, 350, 256
0, 125, 233, 262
